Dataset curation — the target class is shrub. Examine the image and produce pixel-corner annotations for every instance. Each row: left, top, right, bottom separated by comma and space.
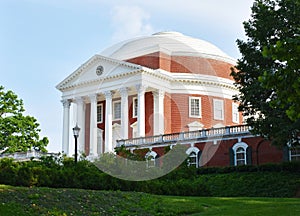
0, 156, 299, 197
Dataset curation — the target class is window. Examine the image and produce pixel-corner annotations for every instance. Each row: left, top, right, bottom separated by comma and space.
132, 97, 138, 118
189, 97, 201, 118
232, 103, 239, 123
290, 147, 300, 161
145, 151, 157, 168
236, 147, 246, 165
231, 142, 249, 166
213, 99, 224, 120
113, 100, 121, 120
186, 147, 201, 168
188, 152, 198, 166
97, 104, 103, 123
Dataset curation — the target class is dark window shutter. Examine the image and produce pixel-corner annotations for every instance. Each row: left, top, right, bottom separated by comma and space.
283, 145, 289, 162
229, 147, 234, 166
246, 146, 252, 165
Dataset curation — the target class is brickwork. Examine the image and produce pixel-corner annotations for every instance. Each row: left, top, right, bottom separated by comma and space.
126, 52, 234, 80
141, 137, 284, 167
169, 93, 239, 133
164, 93, 172, 134
145, 92, 154, 136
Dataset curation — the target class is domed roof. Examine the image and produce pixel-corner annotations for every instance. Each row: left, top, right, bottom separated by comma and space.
101, 31, 236, 64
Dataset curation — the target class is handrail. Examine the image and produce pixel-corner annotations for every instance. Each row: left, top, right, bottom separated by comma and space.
117, 125, 251, 147
0, 150, 58, 161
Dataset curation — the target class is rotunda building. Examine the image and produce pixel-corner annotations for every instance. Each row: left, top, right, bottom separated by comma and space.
57, 31, 242, 157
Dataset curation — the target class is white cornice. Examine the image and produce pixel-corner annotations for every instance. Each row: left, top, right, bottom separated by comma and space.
57, 62, 237, 93
56, 48, 238, 93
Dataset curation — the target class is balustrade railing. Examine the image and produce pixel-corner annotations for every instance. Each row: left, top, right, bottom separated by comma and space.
0, 150, 57, 161
117, 125, 251, 147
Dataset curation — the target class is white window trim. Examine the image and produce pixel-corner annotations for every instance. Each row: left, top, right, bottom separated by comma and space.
213, 99, 224, 120
113, 100, 121, 121
232, 103, 239, 123
132, 97, 138, 118
97, 103, 103, 123
232, 142, 248, 166
145, 151, 157, 168
186, 147, 200, 168
289, 147, 300, 161
189, 97, 202, 118
130, 121, 138, 138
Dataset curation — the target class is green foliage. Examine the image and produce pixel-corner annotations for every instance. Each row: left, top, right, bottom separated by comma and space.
115, 145, 146, 161
231, 0, 300, 146
0, 156, 299, 198
1, 185, 300, 216
0, 86, 48, 153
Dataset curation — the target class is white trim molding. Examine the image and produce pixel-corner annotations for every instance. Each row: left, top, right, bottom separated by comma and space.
232, 142, 248, 166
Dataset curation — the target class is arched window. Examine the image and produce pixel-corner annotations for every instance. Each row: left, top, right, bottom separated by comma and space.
145, 151, 158, 168
231, 142, 251, 166
186, 147, 201, 168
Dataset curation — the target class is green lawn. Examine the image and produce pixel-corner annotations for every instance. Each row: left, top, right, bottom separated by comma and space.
0, 185, 299, 216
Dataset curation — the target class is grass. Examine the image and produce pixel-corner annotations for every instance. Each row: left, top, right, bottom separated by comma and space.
0, 185, 299, 216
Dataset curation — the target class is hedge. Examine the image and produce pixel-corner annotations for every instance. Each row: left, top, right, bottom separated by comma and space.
0, 156, 299, 197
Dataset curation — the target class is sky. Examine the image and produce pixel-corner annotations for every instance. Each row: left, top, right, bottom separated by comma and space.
0, 0, 255, 152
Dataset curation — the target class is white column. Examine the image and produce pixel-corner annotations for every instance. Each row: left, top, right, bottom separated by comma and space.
136, 84, 146, 137
153, 90, 165, 135
120, 87, 128, 139
61, 99, 71, 155
89, 94, 98, 157
104, 91, 113, 152
75, 97, 85, 154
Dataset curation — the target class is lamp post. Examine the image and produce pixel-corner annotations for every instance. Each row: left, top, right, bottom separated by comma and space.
72, 124, 80, 164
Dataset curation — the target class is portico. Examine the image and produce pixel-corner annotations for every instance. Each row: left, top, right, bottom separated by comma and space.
59, 76, 166, 157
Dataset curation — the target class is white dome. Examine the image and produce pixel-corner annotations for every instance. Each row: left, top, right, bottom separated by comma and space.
101, 31, 235, 64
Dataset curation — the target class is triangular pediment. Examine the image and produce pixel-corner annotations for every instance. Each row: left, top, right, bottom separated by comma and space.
188, 121, 204, 131
56, 55, 143, 91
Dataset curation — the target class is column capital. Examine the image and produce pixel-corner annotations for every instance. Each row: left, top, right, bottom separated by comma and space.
152, 90, 165, 98
119, 87, 128, 97
75, 97, 84, 105
104, 91, 112, 100
61, 99, 71, 108
135, 84, 147, 94
89, 94, 97, 103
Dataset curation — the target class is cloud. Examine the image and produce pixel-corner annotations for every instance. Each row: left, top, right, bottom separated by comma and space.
110, 5, 155, 43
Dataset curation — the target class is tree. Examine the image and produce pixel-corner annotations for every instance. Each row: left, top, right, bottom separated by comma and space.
231, 0, 300, 146
0, 86, 48, 153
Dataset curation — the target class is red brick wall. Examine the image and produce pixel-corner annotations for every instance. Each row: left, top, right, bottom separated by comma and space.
97, 93, 154, 139
128, 95, 136, 138
169, 94, 239, 133
164, 93, 172, 134
145, 92, 154, 136
126, 52, 234, 80
126, 52, 160, 69
256, 139, 283, 165
146, 136, 284, 167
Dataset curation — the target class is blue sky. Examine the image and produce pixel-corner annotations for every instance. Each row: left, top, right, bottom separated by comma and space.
0, 0, 254, 152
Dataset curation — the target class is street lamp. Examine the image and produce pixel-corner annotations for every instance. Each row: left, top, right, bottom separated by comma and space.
72, 124, 80, 164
